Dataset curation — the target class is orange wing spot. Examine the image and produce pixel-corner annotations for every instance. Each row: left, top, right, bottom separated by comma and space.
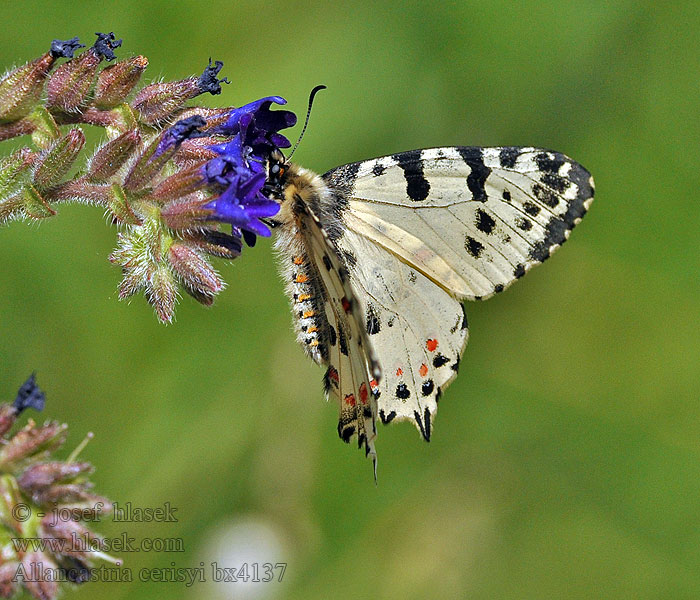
426, 339, 438, 352
307, 325, 318, 333
329, 367, 339, 382
359, 382, 368, 404
341, 297, 351, 313
419, 363, 429, 377
309, 340, 319, 347
370, 379, 378, 389
296, 293, 312, 302
295, 273, 309, 283
396, 367, 403, 376
293, 256, 305, 265
344, 394, 356, 407
302, 310, 315, 319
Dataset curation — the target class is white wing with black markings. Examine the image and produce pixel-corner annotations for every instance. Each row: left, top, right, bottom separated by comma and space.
322, 146, 594, 436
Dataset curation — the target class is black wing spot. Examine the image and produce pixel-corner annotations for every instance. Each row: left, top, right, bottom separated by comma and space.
338, 423, 355, 443
476, 208, 496, 234
366, 304, 381, 335
372, 161, 386, 177
541, 172, 569, 193
533, 183, 559, 208
514, 263, 526, 279
517, 217, 533, 231
322, 254, 332, 271
502, 189, 512, 201
337, 324, 348, 356
494, 283, 504, 293
435, 386, 442, 403
465, 236, 484, 258
414, 409, 430, 442
499, 147, 520, 168
379, 409, 396, 425
328, 325, 337, 346
528, 216, 570, 263
451, 355, 460, 373
396, 383, 410, 399
535, 152, 565, 174
393, 149, 431, 202
363, 406, 373, 419
421, 379, 434, 396
457, 147, 491, 202
433, 354, 449, 368
523, 201, 541, 216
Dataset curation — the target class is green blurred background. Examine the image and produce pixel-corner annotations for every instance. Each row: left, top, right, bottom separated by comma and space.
1, 1, 699, 599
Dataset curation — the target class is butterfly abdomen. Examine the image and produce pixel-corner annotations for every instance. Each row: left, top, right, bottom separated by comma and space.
273, 164, 339, 367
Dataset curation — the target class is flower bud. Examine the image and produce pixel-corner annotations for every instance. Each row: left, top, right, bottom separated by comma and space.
0, 562, 20, 598
0, 53, 55, 123
0, 422, 67, 470
173, 137, 219, 165
122, 135, 174, 192
40, 516, 105, 559
0, 474, 24, 534
0, 148, 36, 204
107, 183, 141, 225
46, 51, 101, 113
93, 55, 148, 109
131, 78, 201, 125
18, 461, 92, 492
20, 186, 56, 219
34, 483, 94, 506
46, 33, 121, 113
185, 229, 242, 259
159, 195, 211, 230
20, 552, 59, 600
0, 118, 36, 142
152, 163, 207, 202
32, 129, 85, 190
147, 265, 178, 323
169, 243, 224, 299
0, 406, 17, 438
26, 106, 60, 150
131, 59, 229, 125
87, 129, 140, 180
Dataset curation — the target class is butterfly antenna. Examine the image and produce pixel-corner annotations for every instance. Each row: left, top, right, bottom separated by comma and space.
287, 85, 326, 161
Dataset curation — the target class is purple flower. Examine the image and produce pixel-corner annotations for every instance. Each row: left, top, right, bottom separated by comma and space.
92, 32, 122, 61
155, 115, 207, 157
212, 96, 297, 152
200, 96, 297, 243
202, 137, 279, 237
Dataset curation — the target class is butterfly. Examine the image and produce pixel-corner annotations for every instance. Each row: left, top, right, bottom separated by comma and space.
265, 145, 594, 470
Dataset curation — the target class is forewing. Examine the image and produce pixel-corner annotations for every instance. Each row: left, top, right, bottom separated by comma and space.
325, 147, 594, 300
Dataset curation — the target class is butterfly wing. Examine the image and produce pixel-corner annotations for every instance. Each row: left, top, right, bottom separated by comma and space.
293, 200, 382, 464
330, 225, 468, 438
327, 147, 594, 300
322, 146, 593, 433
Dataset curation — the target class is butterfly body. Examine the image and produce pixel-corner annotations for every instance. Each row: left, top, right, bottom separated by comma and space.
267, 146, 594, 465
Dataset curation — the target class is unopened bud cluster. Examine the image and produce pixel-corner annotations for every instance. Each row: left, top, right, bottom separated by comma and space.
0, 33, 295, 322
0, 375, 114, 600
